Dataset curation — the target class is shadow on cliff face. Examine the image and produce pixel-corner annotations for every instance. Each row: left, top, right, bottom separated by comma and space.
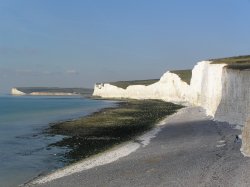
212, 68, 250, 156
214, 68, 250, 127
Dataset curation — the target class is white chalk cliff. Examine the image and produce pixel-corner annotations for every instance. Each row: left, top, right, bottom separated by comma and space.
29, 92, 77, 96
94, 72, 191, 104
11, 88, 26, 95
93, 61, 250, 156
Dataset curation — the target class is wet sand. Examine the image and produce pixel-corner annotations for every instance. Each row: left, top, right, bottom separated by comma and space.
26, 107, 250, 187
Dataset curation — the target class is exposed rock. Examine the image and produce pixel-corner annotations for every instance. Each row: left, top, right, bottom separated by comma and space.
241, 120, 250, 156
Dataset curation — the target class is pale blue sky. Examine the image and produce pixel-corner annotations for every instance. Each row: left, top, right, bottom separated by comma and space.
1, 0, 250, 93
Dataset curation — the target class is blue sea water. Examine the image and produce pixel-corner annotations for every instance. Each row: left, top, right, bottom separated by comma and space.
0, 95, 115, 187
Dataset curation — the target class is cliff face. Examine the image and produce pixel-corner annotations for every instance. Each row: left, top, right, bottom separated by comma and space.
188, 61, 250, 127
214, 69, 250, 126
93, 72, 191, 105
93, 60, 250, 155
29, 92, 77, 96
11, 88, 26, 95
188, 61, 226, 116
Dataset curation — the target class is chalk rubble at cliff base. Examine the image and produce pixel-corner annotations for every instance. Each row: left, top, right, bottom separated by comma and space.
93, 60, 250, 156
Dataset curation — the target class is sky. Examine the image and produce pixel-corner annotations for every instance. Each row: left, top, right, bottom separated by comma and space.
0, 0, 250, 93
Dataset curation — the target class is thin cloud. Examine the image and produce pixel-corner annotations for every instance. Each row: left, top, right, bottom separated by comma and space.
66, 70, 79, 75
0, 68, 79, 78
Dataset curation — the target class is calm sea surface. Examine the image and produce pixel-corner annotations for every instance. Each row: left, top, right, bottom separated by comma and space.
0, 95, 115, 187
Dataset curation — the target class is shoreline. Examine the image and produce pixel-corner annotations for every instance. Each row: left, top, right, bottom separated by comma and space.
25, 106, 250, 187
45, 99, 183, 162
0, 96, 117, 187
26, 105, 187, 186
24, 99, 183, 186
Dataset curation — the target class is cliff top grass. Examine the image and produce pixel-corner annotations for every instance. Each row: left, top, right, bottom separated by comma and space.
47, 99, 183, 162
108, 69, 192, 89
170, 69, 192, 84
109, 79, 159, 89
210, 55, 250, 70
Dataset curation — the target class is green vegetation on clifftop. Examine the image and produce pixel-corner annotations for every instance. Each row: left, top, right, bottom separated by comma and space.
108, 69, 192, 89
170, 69, 192, 84
211, 55, 250, 70
109, 79, 159, 89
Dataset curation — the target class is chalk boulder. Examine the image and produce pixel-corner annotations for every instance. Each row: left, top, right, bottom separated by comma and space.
242, 120, 250, 156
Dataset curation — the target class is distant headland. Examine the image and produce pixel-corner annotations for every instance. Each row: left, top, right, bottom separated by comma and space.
11, 87, 93, 97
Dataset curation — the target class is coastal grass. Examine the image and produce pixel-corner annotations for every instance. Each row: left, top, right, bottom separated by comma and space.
47, 99, 183, 163
107, 69, 192, 89
109, 79, 159, 89
210, 55, 250, 70
170, 69, 192, 84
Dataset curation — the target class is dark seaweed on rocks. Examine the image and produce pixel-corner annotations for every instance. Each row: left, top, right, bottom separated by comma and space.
47, 99, 183, 163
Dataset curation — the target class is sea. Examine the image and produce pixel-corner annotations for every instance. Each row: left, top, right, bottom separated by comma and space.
0, 95, 115, 187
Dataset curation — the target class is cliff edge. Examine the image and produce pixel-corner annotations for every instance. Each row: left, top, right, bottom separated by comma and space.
93, 56, 250, 156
